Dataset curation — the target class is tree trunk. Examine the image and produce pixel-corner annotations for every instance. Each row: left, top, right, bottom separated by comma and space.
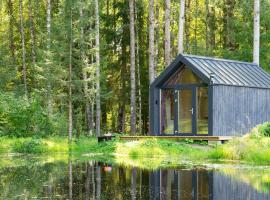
28, 0, 36, 63
96, 165, 101, 200
135, 5, 142, 135
95, 0, 101, 137
164, 0, 171, 66
149, 0, 155, 84
194, 0, 198, 54
185, 0, 191, 52
91, 162, 95, 200
79, 3, 92, 135
131, 168, 137, 200
19, 0, 27, 97
209, 5, 216, 52
178, 0, 185, 54
155, 3, 160, 70
205, 0, 209, 54
68, 160, 73, 200
68, 0, 73, 143
47, 0, 52, 116
129, 0, 136, 135
253, 0, 260, 65
118, 42, 127, 133
7, 0, 16, 69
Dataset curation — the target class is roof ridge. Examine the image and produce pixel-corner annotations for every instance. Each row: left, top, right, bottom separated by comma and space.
182, 54, 258, 66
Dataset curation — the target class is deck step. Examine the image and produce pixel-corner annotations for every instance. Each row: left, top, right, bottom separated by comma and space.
119, 136, 232, 142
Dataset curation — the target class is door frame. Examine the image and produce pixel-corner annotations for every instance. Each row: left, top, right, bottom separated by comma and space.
160, 83, 209, 136
174, 85, 196, 135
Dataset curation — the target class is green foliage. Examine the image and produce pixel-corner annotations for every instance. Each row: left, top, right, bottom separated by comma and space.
258, 122, 270, 137
13, 139, 44, 154
0, 93, 67, 137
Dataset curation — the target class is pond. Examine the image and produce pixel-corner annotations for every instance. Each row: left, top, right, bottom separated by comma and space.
1, 156, 270, 199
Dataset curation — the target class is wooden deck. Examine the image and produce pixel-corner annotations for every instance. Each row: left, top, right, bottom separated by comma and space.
119, 136, 232, 143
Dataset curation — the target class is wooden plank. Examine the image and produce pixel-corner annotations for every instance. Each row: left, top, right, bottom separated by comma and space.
119, 136, 232, 141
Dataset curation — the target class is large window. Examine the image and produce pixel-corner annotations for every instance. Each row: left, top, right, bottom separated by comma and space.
164, 66, 203, 87
197, 87, 208, 134
160, 65, 208, 135
160, 89, 174, 134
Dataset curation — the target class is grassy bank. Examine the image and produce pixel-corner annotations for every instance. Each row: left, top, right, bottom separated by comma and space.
0, 123, 270, 166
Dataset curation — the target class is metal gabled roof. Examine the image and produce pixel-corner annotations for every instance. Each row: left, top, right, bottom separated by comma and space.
152, 54, 270, 89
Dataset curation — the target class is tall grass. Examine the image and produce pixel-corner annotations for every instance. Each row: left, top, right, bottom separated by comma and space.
208, 122, 270, 164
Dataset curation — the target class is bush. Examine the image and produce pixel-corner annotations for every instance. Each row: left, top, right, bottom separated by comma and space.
258, 122, 270, 137
13, 139, 44, 154
0, 93, 67, 137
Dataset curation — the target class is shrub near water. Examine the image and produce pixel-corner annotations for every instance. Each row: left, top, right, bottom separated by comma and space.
13, 139, 45, 154
209, 122, 270, 164
258, 122, 270, 137
0, 93, 67, 137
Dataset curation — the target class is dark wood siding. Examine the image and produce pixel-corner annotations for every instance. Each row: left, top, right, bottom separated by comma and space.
213, 85, 270, 136
213, 173, 270, 200
150, 86, 160, 135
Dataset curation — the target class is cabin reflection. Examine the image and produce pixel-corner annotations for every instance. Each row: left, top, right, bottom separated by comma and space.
149, 169, 211, 200
148, 168, 270, 200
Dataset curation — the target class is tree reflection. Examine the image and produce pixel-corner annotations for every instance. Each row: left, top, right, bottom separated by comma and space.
0, 159, 270, 199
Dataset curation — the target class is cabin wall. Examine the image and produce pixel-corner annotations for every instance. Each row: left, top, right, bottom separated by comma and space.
212, 85, 270, 136
150, 85, 160, 135
212, 173, 270, 200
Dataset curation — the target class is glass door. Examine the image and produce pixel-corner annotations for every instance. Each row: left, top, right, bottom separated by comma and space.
176, 87, 195, 135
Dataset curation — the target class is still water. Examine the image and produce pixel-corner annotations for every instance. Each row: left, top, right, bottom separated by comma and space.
0, 156, 270, 200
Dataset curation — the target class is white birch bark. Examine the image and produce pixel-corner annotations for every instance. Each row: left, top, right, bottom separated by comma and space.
19, 0, 27, 97
164, 0, 171, 66
28, 0, 36, 63
136, 7, 142, 134
68, 0, 73, 143
129, 0, 136, 134
253, 0, 260, 65
95, 0, 101, 137
149, 0, 155, 84
47, 0, 52, 116
178, 0, 185, 54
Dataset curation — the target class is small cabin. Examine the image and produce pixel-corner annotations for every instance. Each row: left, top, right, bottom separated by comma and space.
150, 54, 270, 136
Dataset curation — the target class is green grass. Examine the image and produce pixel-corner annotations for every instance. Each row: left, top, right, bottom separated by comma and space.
208, 122, 270, 165
0, 122, 270, 167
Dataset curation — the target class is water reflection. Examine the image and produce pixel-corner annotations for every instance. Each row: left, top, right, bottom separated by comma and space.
0, 159, 270, 199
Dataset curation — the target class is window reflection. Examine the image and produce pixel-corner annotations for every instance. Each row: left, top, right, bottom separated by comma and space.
197, 87, 208, 134
160, 89, 174, 134
164, 66, 203, 86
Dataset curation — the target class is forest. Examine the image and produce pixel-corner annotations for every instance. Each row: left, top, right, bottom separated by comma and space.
0, 0, 269, 138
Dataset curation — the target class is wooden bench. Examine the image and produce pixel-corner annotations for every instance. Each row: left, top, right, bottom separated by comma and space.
97, 135, 115, 143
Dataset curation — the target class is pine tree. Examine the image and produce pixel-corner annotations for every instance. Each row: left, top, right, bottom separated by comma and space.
129, 0, 136, 134
95, 0, 101, 137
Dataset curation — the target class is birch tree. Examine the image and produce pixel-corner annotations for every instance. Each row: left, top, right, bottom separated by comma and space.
95, 0, 101, 137
28, 0, 36, 63
68, 0, 73, 143
19, 0, 27, 97
164, 0, 171, 66
129, 0, 136, 134
178, 0, 185, 54
149, 0, 155, 84
7, 0, 16, 68
253, 0, 260, 65
47, 0, 52, 116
